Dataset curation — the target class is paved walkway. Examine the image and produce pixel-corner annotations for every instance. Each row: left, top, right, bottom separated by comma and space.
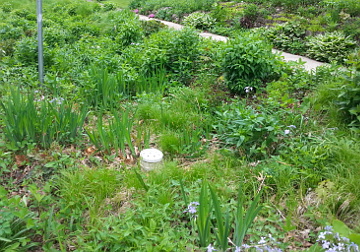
139, 15, 324, 71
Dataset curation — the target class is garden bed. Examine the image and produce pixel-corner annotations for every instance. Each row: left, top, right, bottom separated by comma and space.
130, 0, 360, 64
0, 0, 360, 251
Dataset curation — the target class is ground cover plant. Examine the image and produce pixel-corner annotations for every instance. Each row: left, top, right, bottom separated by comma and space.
1, 0, 360, 251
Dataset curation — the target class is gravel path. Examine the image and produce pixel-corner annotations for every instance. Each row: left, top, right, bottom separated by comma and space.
139, 15, 324, 71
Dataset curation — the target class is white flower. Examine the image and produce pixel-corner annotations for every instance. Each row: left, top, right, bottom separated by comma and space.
284, 129, 290, 135
244, 86, 254, 93
259, 236, 267, 244
207, 244, 217, 252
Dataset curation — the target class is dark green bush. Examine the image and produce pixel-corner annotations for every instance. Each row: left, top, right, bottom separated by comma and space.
222, 34, 281, 94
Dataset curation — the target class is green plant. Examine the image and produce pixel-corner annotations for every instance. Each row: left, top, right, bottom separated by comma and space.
333, 70, 360, 128
306, 31, 357, 63
140, 20, 166, 37
14, 36, 37, 65
322, 0, 360, 17
209, 186, 231, 251
310, 68, 360, 128
195, 181, 212, 247
233, 186, 262, 247
87, 110, 136, 155
183, 182, 263, 250
183, 12, 216, 30
222, 34, 281, 94
212, 103, 283, 159
102, 10, 144, 47
0, 89, 87, 149
240, 4, 264, 28
0, 187, 37, 251
265, 20, 308, 54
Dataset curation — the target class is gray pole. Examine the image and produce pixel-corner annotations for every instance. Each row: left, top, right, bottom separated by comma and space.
36, 0, 44, 84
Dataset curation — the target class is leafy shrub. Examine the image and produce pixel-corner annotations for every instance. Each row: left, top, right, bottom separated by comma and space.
266, 62, 315, 104
44, 26, 75, 47
141, 20, 166, 37
333, 70, 360, 128
155, 7, 180, 22
346, 48, 360, 70
101, 10, 144, 47
306, 31, 357, 63
0, 3, 12, 13
322, 0, 360, 17
265, 20, 307, 54
102, 2, 116, 11
125, 28, 203, 84
0, 187, 37, 251
212, 103, 284, 159
14, 36, 37, 65
0, 23, 24, 41
222, 34, 281, 94
183, 12, 216, 30
129, 0, 146, 9
240, 4, 264, 28
0, 38, 16, 58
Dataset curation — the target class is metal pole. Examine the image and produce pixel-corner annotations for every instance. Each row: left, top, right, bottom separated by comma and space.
36, 0, 44, 84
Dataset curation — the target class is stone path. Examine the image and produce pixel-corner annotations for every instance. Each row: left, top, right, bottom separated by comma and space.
139, 15, 324, 71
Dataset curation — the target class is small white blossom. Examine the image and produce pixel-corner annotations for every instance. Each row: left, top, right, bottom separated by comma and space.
207, 244, 217, 252
259, 236, 267, 244
244, 86, 254, 93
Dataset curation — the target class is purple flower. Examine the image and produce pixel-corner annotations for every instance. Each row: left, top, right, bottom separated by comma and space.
148, 13, 155, 18
324, 226, 333, 231
133, 9, 139, 14
185, 202, 200, 215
